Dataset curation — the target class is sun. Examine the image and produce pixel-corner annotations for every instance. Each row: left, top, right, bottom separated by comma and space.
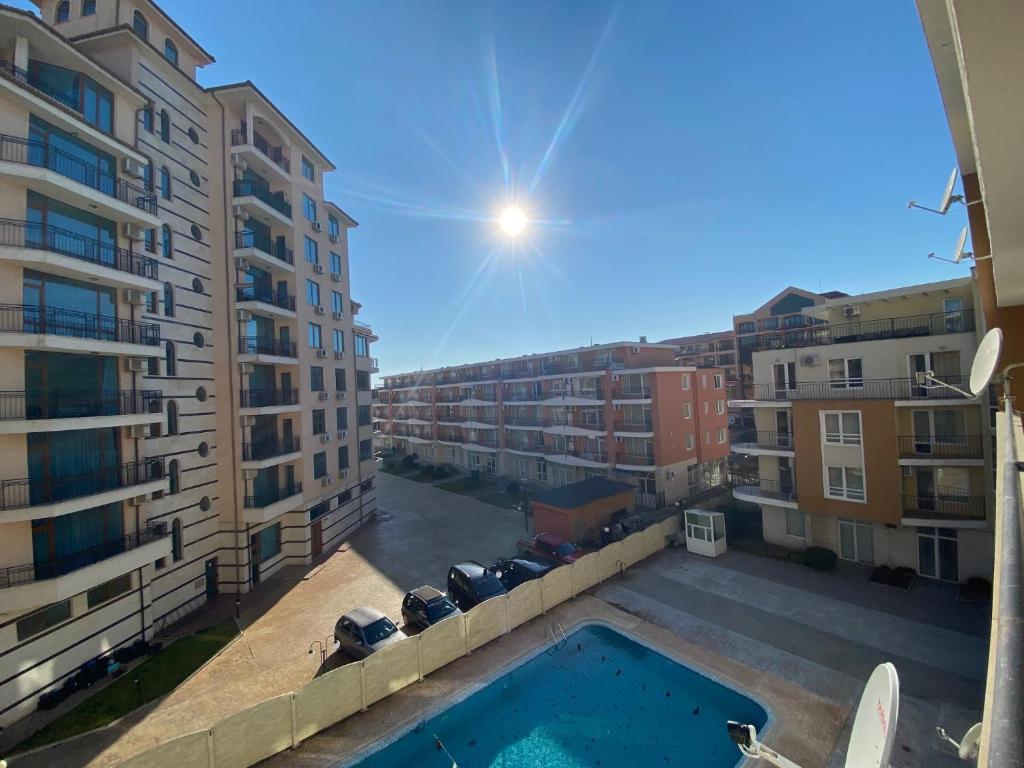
498, 206, 528, 237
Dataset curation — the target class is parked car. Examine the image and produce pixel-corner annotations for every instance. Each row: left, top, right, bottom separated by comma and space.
334, 607, 402, 660
516, 532, 588, 565
447, 561, 507, 611
401, 586, 462, 630
488, 557, 552, 590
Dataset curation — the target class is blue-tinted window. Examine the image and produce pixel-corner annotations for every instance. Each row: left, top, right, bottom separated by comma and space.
307, 322, 321, 349
333, 329, 344, 353
159, 166, 171, 200
305, 279, 320, 307
304, 236, 318, 264
164, 39, 179, 67
331, 291, 343, 315
161, 224, 172, 258
81, 0, 96, 16
338, 445, 349, 469
330, 251, 342, 275
328, 215, 340, 238
303, 194, 316, 222
313, 452, 327, 479
354, 334, 369, 357
56, 1, 70, 22
133, 11, 149, 40
256, 524, 281, 562
302, 157, 315, 182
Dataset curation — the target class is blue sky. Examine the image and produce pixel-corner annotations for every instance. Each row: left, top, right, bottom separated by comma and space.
24, 1, 970, 377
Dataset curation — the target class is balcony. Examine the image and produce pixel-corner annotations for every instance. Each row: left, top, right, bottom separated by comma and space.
731, 430, 795, 456
368, 356, 379, 373
747, 310, 976, 352
544, 388, 605, 404
613, 419, 653, 434
238, 335, 297, 362
0, 521, 170, 612
239, 388, 299, 411
230, 126, 291, 177
731, 476, 798, 508
0, 134, 159, 227
0, 389, 161, 434
617, 452, 656, 468
235, 284, 296, 317
0, 218, 160, 290
544, 417, 606, 434
243, 481, 303, 524
545, 445, 609, 466
234, 230, 294, 273
232, 179, 292, 225
897, 435, 984, 461
612, 386, 651, 400
0, 303, 160, 356
241, 435, 301, 466
0, 457, 166, 523
901, 494, 987, 527
750, 376, 976, 402
503, 413, 544, 428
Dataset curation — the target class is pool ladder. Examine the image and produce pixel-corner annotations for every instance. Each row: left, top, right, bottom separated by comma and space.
546, 621, 568, 652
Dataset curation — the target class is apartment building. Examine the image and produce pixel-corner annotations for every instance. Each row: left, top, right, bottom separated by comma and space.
661, 330, 739, 395
730, 277, 994, 582
375, 343, 729, 507
0, 0, 376, 727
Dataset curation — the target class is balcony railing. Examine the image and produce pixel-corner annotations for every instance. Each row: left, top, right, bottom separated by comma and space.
0, 59, 82, 114
731, 475, 797, 502
503, 414, 544, 427
0, 457, 164, 510
900, 494, 986, 522
619, 452, 656, 465
0, 521, 168, 589
0, 389, 160, 421
353, 320, 373, 333
751, 375, 975, 401
239, 388, 298, 408
613, 420, 652, 433
0, 134, 156, 214
613, 387, 651, 399
731, 430, 795, 451
230, 127, 291, 173
544, 417, 607, 430
503, 391, 541, 402
244, 481, 302, 509
238, 336, 297, 358
545, 446, 609, 463
0, 303, 160, 346
897, 435, 983, 459
232, 179, 292, 219
242, 435, 300, 461
547, 388, 605, 400
748, 310, 976, 352
0, 219, 159, 279
235, 284, 295, 311
234, 231, 293, 264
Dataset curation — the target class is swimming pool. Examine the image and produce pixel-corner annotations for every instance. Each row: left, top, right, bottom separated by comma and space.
349, 623, 768, 767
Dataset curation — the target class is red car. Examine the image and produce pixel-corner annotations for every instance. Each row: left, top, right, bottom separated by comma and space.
516, 532, 588, 566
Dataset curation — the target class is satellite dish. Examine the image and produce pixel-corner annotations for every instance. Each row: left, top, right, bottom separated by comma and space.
953, 227, 973, 263
844, 663, 899, 768
938, 167, 959, 214
970, 327, 1003, 396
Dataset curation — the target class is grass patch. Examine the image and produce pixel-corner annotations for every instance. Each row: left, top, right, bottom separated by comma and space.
16, 619, 239, 752
477, 492, 520, 509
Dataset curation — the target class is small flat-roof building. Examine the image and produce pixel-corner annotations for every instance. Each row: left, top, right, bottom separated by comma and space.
530, 477, 635, 542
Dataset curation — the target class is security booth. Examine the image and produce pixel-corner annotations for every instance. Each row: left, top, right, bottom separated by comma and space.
684, 509, 727, 558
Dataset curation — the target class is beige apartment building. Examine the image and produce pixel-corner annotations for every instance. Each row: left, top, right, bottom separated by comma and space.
0, 0, 376, 727
730, 277, 994, 581
374, 342, 730, 507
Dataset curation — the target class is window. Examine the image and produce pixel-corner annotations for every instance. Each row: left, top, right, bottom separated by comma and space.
702, 400, 709, 415
304, 236, 318, 265
358, 405, 371, 426
717, 427, 726, 444
163, 282, 174, 317
713, 374, 723, 389
56, 1, 70, 22
328, 214, 340, 239
335, 368, 347, 391
145, 227, 155, 253
683, 403, 692, 419
87, 574, 131, 608
333, 329, 344, 353
132, 10, 149, 40
310, 501, 329, 521
338, 445, 350, 469
310, 366, 324, 391
142, 106, 153, 132
331, 291, 343, 316
827, 466, 865, 501
312, 409, 326, 434
167, 400, 179, 435
164, 39, 179, 67
159, 166, 171, 200
16, 600, 71, 641
354, 334, 369, 357
330, 251, 342, 274
785, 509, 806, 538
823, 412, 861, 445
256, 524, 281, 563
308, 322, 322, 349
681, 374, 690, 390
169, 460, 181, 495
165, 340, 176, 375
715, 400, 725, 415
161, 224, 172, 259
147, 291, 157, 314
303, 193, 317, 222
356, 370, 370, 391
305, 279, 320, 307
704, 430, 711, 445
82, 0, 96, 15
838, 518, 874, 564
313, 451, 327, 478
336, 406, 348, 430
159, 109, 170, 142
828, 357, 863, 389
359, 439, 372, 461
302, 156, 315, 181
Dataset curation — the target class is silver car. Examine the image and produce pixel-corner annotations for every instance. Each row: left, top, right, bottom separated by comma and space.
333, 606, 403, 660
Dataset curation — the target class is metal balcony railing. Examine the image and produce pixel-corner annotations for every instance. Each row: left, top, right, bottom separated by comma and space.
234, 231, 293, 264
353, 320, 373, 333
232, 179, 292, 219
748, 310, 976, 352
613, 386, 650, 399
244, 481, 302, 509
0, 303, 159, 346
544, 417, 607, 430
0, 457, 165, 510
0, 134, 156, 214
548, 388, 605, 400
545, 445, 609, 463
731, 475, 798, 502
619, 452, 656, 465
239, 388, 298, 408
238, 336, 297, 358
0, 219, 159, 279
613, 420, 652, 433
503, 414, 544, 427
900, 494, 986, 521
242, 435, 300, 461
0, 389, 160, 421
751, 375, 975, 401
731, 430, 795, 451
235, 284, 295, 311
897, 435, 983, 459
0, 521, 168, 589
230, 127, 291, 173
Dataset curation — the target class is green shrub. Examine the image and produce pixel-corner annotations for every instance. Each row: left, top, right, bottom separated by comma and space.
803, 546, 837, 572
506, 480, 520, 497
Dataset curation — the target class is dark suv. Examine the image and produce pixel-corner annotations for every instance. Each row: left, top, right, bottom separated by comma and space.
447, 561, 507, 611
401, 585, 461, 630
488, 558, 552, 590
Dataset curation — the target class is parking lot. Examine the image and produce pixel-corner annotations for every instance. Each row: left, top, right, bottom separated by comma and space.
13, 470, 529, 768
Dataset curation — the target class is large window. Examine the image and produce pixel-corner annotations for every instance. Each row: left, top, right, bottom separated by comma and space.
256, 524, 281, 563
333, 329, 344, 354
328, 215, 340, 239
335, 368, 347, 391
826, 466, 865, 501
838, 518, 874, 564
303, 194, 317, 222
828, 357, 863, 389
331, 291, 343, 316
310, 366, 324, 391
785, 509, 805, 538
159, 166, 171, 200
359, 439, 372, 461
336, 407, 348, 430
26, 191, 117, 268
330, 251, 342, 275
132, 10, 149, 40
162, 224, 172, 259
17, 600, 71, 641
56, 1, 70, 22
338, 445, 350, 469
312, 409, 326, 434
302, 156, 315, 181
354, 334, 369, 357
87, 573, 132, 608
823, 411, 861, 445
313, 451, 327, 478
304, 236, 318, 265
358, 405, 371, 426
356, 370, 370, 391
307, 322, 322, 349
305, 279, 320, 307
27, 64, 113, 132
159, 109, 170, 142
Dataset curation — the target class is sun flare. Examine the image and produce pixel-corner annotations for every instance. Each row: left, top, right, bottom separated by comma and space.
498, 206, 528, 237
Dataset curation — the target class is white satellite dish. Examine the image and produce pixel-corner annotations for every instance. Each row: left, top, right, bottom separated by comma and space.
908, 167, 964, 215
970, 327, 1003, 396
726, 663, 900, 768
927, 226, 974, 264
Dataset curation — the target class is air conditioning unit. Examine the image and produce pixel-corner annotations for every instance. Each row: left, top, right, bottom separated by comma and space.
239, 415, 256, 427
127, 424, 149, 438
321, 476, 333, 486
318, 391, 330, 400
334, 351, 344, 360
314, 305, 325, 315
800, 354, 819, 367
122, 223, 146, 241
122, 156, 146, 178
242, 469, 259, 481
314, 263, 325, 275
332, 311, 343, 320
236, 309, 252, 322
320, 434, 331, 444
312, 220, 323, 233
124, 288, 146, 305
338, 470, 347, 480
124, 357, 147, 373
234, 257, 250, 271
329, 233, 340, 243
330, 272, 341, 282
338, 430, 347, 440
238, 362, 254, 374
843, 305, 861, 318
335, 391, 346, 400
316, 349, 328, 359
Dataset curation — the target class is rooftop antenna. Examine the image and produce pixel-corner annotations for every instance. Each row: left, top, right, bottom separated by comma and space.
908, 167, 964, 215
727, 663, 899, 768
926, 226, 990, 265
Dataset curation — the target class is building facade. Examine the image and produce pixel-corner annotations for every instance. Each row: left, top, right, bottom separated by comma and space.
661, 330, 739, 397
374, 343, 729, 507
0, 0, 376, 727
730, 278, 994, 582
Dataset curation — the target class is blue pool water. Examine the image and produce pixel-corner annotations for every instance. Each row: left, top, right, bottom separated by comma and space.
351, 624, 768, 768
